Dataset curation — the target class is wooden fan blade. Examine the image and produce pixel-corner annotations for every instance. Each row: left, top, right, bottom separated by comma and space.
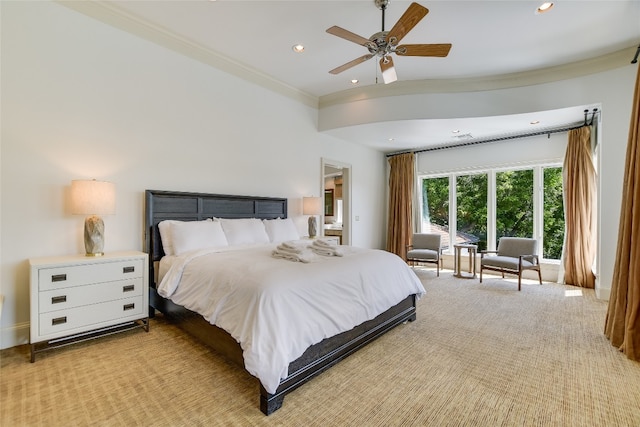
396, 43, 452, 57
329, 54, 374, 75
379, 57, 398, 84
326, 26, 372, 47
387, 2, 429, 46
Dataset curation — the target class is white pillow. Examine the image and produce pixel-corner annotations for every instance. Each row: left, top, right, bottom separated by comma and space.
263, 218, 300, 243
219, 218, 270, 246
158, 219, 213, 256
170, 220, 229, 255
158, 220, 180, 256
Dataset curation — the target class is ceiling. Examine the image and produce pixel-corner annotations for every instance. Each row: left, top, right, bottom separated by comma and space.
68, 0, 640, 153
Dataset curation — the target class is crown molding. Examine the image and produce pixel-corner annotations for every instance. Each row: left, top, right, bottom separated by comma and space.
319, 46, 637, 108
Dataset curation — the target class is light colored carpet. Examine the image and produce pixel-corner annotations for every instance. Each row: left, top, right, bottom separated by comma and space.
2, 269, 639, 426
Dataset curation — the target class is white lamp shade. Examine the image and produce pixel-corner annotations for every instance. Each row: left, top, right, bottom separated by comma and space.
303, 197, 322, 215
380, 57, 398, 84
71, 180, 116, 215
381, 64, 398, 84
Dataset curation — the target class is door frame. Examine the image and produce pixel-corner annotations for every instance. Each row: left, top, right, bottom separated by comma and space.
321, 158, 352, 246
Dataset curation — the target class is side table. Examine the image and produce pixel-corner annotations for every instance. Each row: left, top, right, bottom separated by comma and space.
454, 244, 477, 279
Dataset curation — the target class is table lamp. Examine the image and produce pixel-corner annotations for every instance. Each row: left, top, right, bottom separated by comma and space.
303, 196, 322, 238
71, 179, 115, 256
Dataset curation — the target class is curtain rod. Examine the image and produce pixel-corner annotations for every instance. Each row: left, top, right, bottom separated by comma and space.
386, 108, 599, 158
632, 44, 640, 64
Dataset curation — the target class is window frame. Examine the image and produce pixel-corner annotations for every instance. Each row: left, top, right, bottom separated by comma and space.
418, 161, 564, 261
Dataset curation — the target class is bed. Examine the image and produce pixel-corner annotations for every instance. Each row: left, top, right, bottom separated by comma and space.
144, 189, 425, 415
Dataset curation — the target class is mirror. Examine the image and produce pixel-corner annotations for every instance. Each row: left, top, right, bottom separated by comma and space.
324, 189, 334, 216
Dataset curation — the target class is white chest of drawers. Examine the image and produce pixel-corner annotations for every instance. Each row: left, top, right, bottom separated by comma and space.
320, 234, 341, 245
304, 235, 341, 245
29, 251, 149, 362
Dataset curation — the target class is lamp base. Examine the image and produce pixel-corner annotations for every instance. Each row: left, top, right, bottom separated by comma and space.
85, 252, 104, 257
308, 216, 318, 238
84, 215, 105, 256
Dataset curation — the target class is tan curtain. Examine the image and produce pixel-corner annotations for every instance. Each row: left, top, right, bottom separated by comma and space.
605, 64, 640, 361
562, 126, 596, 288
387, 152, 415, 259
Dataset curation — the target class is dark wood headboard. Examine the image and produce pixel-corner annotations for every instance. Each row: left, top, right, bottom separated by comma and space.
144, 190, 288, 285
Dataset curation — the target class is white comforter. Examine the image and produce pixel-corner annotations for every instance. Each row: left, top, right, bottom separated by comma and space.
157, 243, 425, 394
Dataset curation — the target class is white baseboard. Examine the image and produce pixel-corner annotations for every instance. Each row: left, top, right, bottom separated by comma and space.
596, 286, 611, 301
1, 322, 30, 350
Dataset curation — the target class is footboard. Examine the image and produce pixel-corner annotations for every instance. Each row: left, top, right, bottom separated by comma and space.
261, 294, 417, 414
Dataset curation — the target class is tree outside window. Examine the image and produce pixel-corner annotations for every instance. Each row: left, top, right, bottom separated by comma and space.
496, 169, 534, 245
422, 176, 449, 243
543, 167, 565, 259
456, 174, 487, 250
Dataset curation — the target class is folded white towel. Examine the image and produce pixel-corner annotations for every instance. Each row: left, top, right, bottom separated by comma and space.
278, 240, 310, 253
311, 246, 345, 257
312, 238, 336, 248
272, 249, 315, 263
275, 246, 309, 256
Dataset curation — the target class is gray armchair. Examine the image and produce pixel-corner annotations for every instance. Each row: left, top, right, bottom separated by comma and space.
480, 237, 542, 291
407, 233, 442, 276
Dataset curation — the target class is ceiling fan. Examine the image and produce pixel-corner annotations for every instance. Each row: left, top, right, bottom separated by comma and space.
326, 0, 451, 84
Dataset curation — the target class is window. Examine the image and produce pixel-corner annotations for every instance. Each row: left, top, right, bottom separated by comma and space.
420, 164, 564, 260
422, 176, 449, 245
456, 174, 488, 250
422, 177, 449, 230
543, 167, 564, 259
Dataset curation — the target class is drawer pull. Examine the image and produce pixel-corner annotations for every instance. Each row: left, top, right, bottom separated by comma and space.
123, 303, 135, 311
122, 284, 135, 293
51, 295, 67, 304
51, 274, 67, 282
52, 316, 67, 326
123, 266, 135, 274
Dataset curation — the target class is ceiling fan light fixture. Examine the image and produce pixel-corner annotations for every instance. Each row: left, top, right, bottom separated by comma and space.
381, 66, 397, 84
536, 2, 554, 14
380, 56, 397, 84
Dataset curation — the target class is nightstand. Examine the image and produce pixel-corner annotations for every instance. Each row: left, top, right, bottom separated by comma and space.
29, 251, 149, 362
305, 236, 340, 245
321, 235, 341, 245
323, 229, 342, 245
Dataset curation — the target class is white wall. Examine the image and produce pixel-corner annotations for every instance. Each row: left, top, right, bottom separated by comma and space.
0, 2, 387, 349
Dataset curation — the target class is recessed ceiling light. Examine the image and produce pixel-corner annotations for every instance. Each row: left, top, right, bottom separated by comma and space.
536, 2, 554, 14
530, 120, 540, 125
292, 44, 305, 53
350, 79, 359, 85
452, 129, 460, 133
388, 138, 395, 142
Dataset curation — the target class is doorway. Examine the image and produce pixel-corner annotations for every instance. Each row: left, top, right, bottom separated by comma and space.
322, 158, 351, 246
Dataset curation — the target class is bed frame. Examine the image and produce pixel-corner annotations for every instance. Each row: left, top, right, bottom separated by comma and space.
144, 189, 418, 415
